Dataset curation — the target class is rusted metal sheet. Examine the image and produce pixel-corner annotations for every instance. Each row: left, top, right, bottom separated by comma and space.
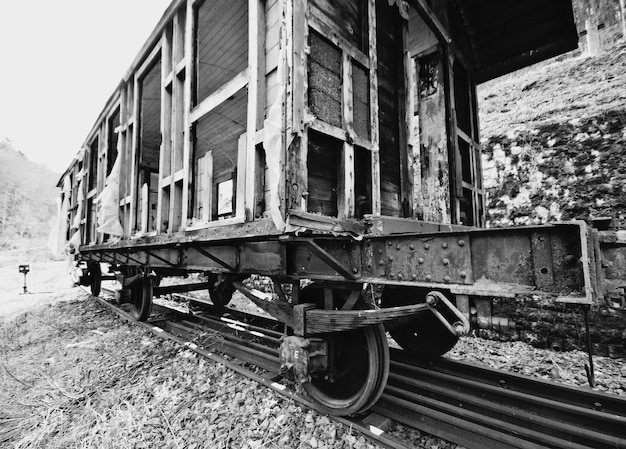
239, 241, 286, 275
471, 225, 588, 300
364, 234, 472, 284
289, 239, 361, 279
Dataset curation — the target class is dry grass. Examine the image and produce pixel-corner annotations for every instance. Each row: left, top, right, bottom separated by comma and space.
0, 293, 390, 449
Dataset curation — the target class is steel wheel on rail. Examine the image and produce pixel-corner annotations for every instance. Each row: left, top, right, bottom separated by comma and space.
382, 286, 458, 357
299, 285, 389, 416
131, 276, 153, 321
87, 262, 101, 297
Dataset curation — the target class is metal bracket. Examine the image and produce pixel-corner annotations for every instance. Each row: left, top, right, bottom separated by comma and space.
301, 239, 358, 281
192, 246, 237, 272
426, 291, 471, 337
145, 250, 179, 267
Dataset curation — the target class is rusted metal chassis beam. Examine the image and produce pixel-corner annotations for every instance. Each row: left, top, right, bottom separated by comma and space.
79, 222, 595, 303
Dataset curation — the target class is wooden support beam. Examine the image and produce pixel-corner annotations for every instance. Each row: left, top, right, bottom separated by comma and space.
398, 18, 412, 217
292, 0, 307, 135
340, 52, 355, 219
245, 0, 265, 221
159, 33, 172, 234
181, 0, 195, 229
368, 0, 381, 216
237, 133, 248, 219
445, 52, 462, 225
129, 73, 141, 234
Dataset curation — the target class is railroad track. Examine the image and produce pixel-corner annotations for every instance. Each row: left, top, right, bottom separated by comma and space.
91, 287, 626, 449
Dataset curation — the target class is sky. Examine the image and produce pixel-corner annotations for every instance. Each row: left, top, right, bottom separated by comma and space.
0, 0, 172, 173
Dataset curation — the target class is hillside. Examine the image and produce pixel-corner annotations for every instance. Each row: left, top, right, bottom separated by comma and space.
0, 139, 60, 249
479, 39, 626, 225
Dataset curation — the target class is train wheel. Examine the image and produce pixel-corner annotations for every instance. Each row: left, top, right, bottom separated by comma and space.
382, 286, 458, 357
131, 276, 153, 321
299, 285, 389, 416
87, 262, 101, 297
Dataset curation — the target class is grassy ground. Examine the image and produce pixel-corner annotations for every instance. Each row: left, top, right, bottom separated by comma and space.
0, 266, 395, 449
0, 293, 389, 449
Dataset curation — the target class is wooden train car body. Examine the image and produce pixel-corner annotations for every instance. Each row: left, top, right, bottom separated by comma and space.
56, 0, 626, 415
60, 0, 582, 242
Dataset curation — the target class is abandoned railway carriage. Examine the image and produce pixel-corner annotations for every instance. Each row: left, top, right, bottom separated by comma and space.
56, 0, 626, 416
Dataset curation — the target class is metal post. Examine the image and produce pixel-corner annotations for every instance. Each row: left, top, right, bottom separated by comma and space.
18, 264, 30, 294
583, 305, 595, 388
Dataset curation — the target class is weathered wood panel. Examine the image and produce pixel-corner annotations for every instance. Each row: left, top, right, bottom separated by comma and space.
408, 7, 438, 56
265, 0, 280, 116
414, 52, 450, 223
376, 0, 402, 217
307, 131, 339, 217
352, 62, 370, 140
308, 31, 342, 128
309, 0, 367, 51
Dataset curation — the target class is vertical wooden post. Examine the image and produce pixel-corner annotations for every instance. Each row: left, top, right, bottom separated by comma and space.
398, 17, 411, 217
245, 0, 265, 221
181, 0, 195, 228
129, 74, 141, 234
288, 0, 309, 212
368, 0, 381, 216
445, 51, 460, 225
340, 53, 355, 219
158, 34, 171, 234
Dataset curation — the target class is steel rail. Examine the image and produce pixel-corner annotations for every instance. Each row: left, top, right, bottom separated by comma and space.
92, 287, 410, 449
93, 287, 626, 449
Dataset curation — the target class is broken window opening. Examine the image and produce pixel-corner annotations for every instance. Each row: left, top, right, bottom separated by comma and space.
453, 61, 484, 227
88, 137, 99, 191
136, 55, 162, 233
352, 61, 370, 140
377, 0, 404, 217
307, 130, 340, 217
107, 107, 121, 176
192, 88, 247, 223
216, 177, 235, 219
354, 147, 372, 218
194, 0, 249, 105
